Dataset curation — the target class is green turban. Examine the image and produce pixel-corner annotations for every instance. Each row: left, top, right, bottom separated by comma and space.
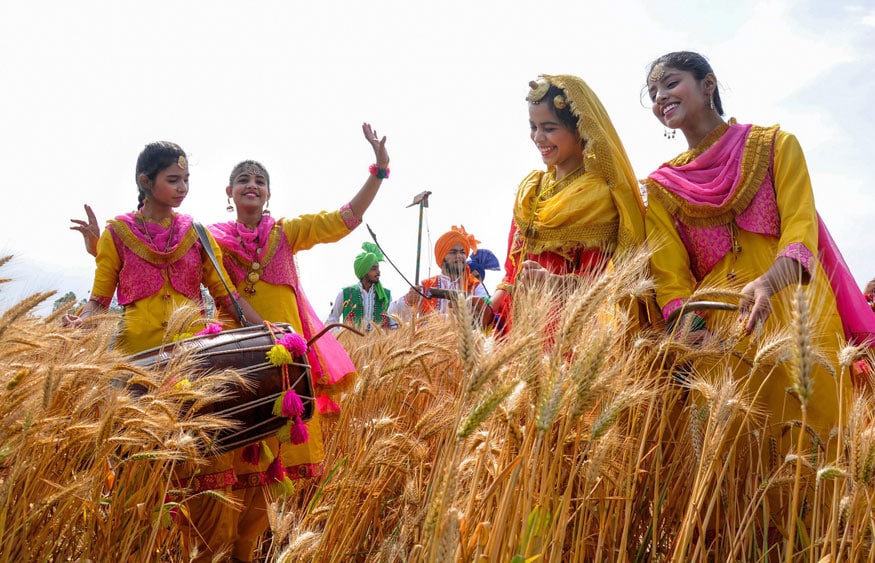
354, 242, 384, 280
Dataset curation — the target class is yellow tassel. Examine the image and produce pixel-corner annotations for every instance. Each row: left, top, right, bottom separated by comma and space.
266, 344, 293, 366
270, 475, 296, 498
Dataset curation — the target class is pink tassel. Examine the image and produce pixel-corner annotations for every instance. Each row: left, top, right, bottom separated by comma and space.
281, 389, 305, 418
241, 442, 262, 466
266, 455, 287, 483
277, 332, 307, 356
289, 417, 309, 445
195, 323, 223, 336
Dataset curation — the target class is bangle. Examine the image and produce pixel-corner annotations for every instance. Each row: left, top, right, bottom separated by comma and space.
369, 164, 390, 179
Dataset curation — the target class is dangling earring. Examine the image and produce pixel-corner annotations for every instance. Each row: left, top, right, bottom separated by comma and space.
226, 197, 234, 213
709, 94, 715, 111
262, 200, 271, 216
664, 128, 676, 140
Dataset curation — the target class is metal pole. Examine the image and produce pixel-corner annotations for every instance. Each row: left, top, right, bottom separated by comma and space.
407, 190, 431, 286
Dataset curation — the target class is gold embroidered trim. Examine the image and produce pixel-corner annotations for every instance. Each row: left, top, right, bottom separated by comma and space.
108, 217, 198, 264
230, 219, 284, 272
643, 122, 779, 228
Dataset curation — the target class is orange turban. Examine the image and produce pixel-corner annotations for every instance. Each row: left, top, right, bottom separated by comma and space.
434, 225, 479, 265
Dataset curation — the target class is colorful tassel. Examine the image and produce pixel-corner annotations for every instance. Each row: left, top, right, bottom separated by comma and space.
276, 332, 307, 356
266, 455, 286, 483
241, 442, 262, 466
195, 323, 223, 336
289, 417, 309, 445
266, 343, 293, 366
270, 474, 296, 498
280, 389, 305, 418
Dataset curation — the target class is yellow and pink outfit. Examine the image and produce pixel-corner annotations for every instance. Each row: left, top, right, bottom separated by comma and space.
89, 212, 238, 353
643, 119, 875, 526
205, 205, 360, 560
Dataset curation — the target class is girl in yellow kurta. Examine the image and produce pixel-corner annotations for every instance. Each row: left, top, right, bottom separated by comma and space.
64, 141, 261, 349
644, 51, 869, 539
490, 74, 646, 330
69, 128, 389, 561
64, 141, 266, 563
206, 122, 389, 561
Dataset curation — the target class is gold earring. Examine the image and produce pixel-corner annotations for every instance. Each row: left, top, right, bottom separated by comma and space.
262, 200, 271, 216
709, 94, 715, 111
226, 197, 234, 213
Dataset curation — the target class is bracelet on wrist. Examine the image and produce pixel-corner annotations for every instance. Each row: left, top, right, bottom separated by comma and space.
369, 163, 390, 179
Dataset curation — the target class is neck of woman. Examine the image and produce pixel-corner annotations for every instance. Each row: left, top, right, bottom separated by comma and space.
236, 210, 263, 230
683, 114, 727, 150
139, 203, 173, 222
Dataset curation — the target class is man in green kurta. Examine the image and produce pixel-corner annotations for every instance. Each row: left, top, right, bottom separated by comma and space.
328, 242, 395, 331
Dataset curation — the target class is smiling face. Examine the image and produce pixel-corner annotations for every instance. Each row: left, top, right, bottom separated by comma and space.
647, 65, 714, 133
143, 163, 189, 209
227, 168, 270, 214
529, 101, 583, 179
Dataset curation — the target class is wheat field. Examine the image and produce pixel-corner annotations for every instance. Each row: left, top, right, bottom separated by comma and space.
2, 250, 874, 562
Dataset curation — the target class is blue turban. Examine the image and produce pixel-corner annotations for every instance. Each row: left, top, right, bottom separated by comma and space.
466, 248, 500, 282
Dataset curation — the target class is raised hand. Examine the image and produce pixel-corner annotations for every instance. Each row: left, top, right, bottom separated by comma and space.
70, 204, 100, 257
362, 122, 389, 168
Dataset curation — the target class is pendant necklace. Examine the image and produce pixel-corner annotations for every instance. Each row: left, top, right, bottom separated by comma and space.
239, 229, 262, 295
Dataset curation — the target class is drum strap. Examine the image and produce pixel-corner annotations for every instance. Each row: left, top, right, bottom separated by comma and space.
193, 222, 250, 326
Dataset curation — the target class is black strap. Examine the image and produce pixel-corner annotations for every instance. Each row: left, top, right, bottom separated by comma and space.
193, 222, 250, 326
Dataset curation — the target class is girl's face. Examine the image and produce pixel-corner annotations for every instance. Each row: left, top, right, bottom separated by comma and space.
228, 169, 270, 213
529, 102, 583, 178
146, 163, 189, 208
647, 66, 712, 131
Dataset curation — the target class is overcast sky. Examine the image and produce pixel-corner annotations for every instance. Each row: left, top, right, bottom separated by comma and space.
1, 0, 873, 318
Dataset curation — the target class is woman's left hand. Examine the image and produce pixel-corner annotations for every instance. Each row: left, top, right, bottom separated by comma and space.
362, 122, 389, 168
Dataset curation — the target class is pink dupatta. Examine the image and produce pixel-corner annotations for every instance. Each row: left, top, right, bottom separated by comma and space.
817, 215, 875, 346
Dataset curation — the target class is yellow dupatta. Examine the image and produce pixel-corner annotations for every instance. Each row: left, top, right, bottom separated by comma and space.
512, 75, 646, 261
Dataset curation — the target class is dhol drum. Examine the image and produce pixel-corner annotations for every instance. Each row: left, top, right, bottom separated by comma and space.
125, 322, 314, 454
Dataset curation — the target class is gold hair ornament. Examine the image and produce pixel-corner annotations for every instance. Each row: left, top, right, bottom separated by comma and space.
177, 155, 188, 169
526, 78, 551, 103
649, 64, 666, 82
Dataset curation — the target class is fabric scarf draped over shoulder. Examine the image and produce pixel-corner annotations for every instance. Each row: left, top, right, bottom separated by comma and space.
643, 121, 875, 346
513, 74, 645, 259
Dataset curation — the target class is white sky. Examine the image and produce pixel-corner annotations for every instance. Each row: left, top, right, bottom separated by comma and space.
1, 0, 873, 317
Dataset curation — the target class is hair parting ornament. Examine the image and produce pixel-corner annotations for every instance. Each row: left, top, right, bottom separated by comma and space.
648, 63, 666, 83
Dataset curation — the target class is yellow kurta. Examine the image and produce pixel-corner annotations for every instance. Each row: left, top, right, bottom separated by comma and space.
223, 210, 353, 560
90, 221, 232, 355
646, 127, 851, 525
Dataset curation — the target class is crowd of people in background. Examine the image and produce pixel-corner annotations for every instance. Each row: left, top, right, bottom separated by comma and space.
64, 51, 875, 560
